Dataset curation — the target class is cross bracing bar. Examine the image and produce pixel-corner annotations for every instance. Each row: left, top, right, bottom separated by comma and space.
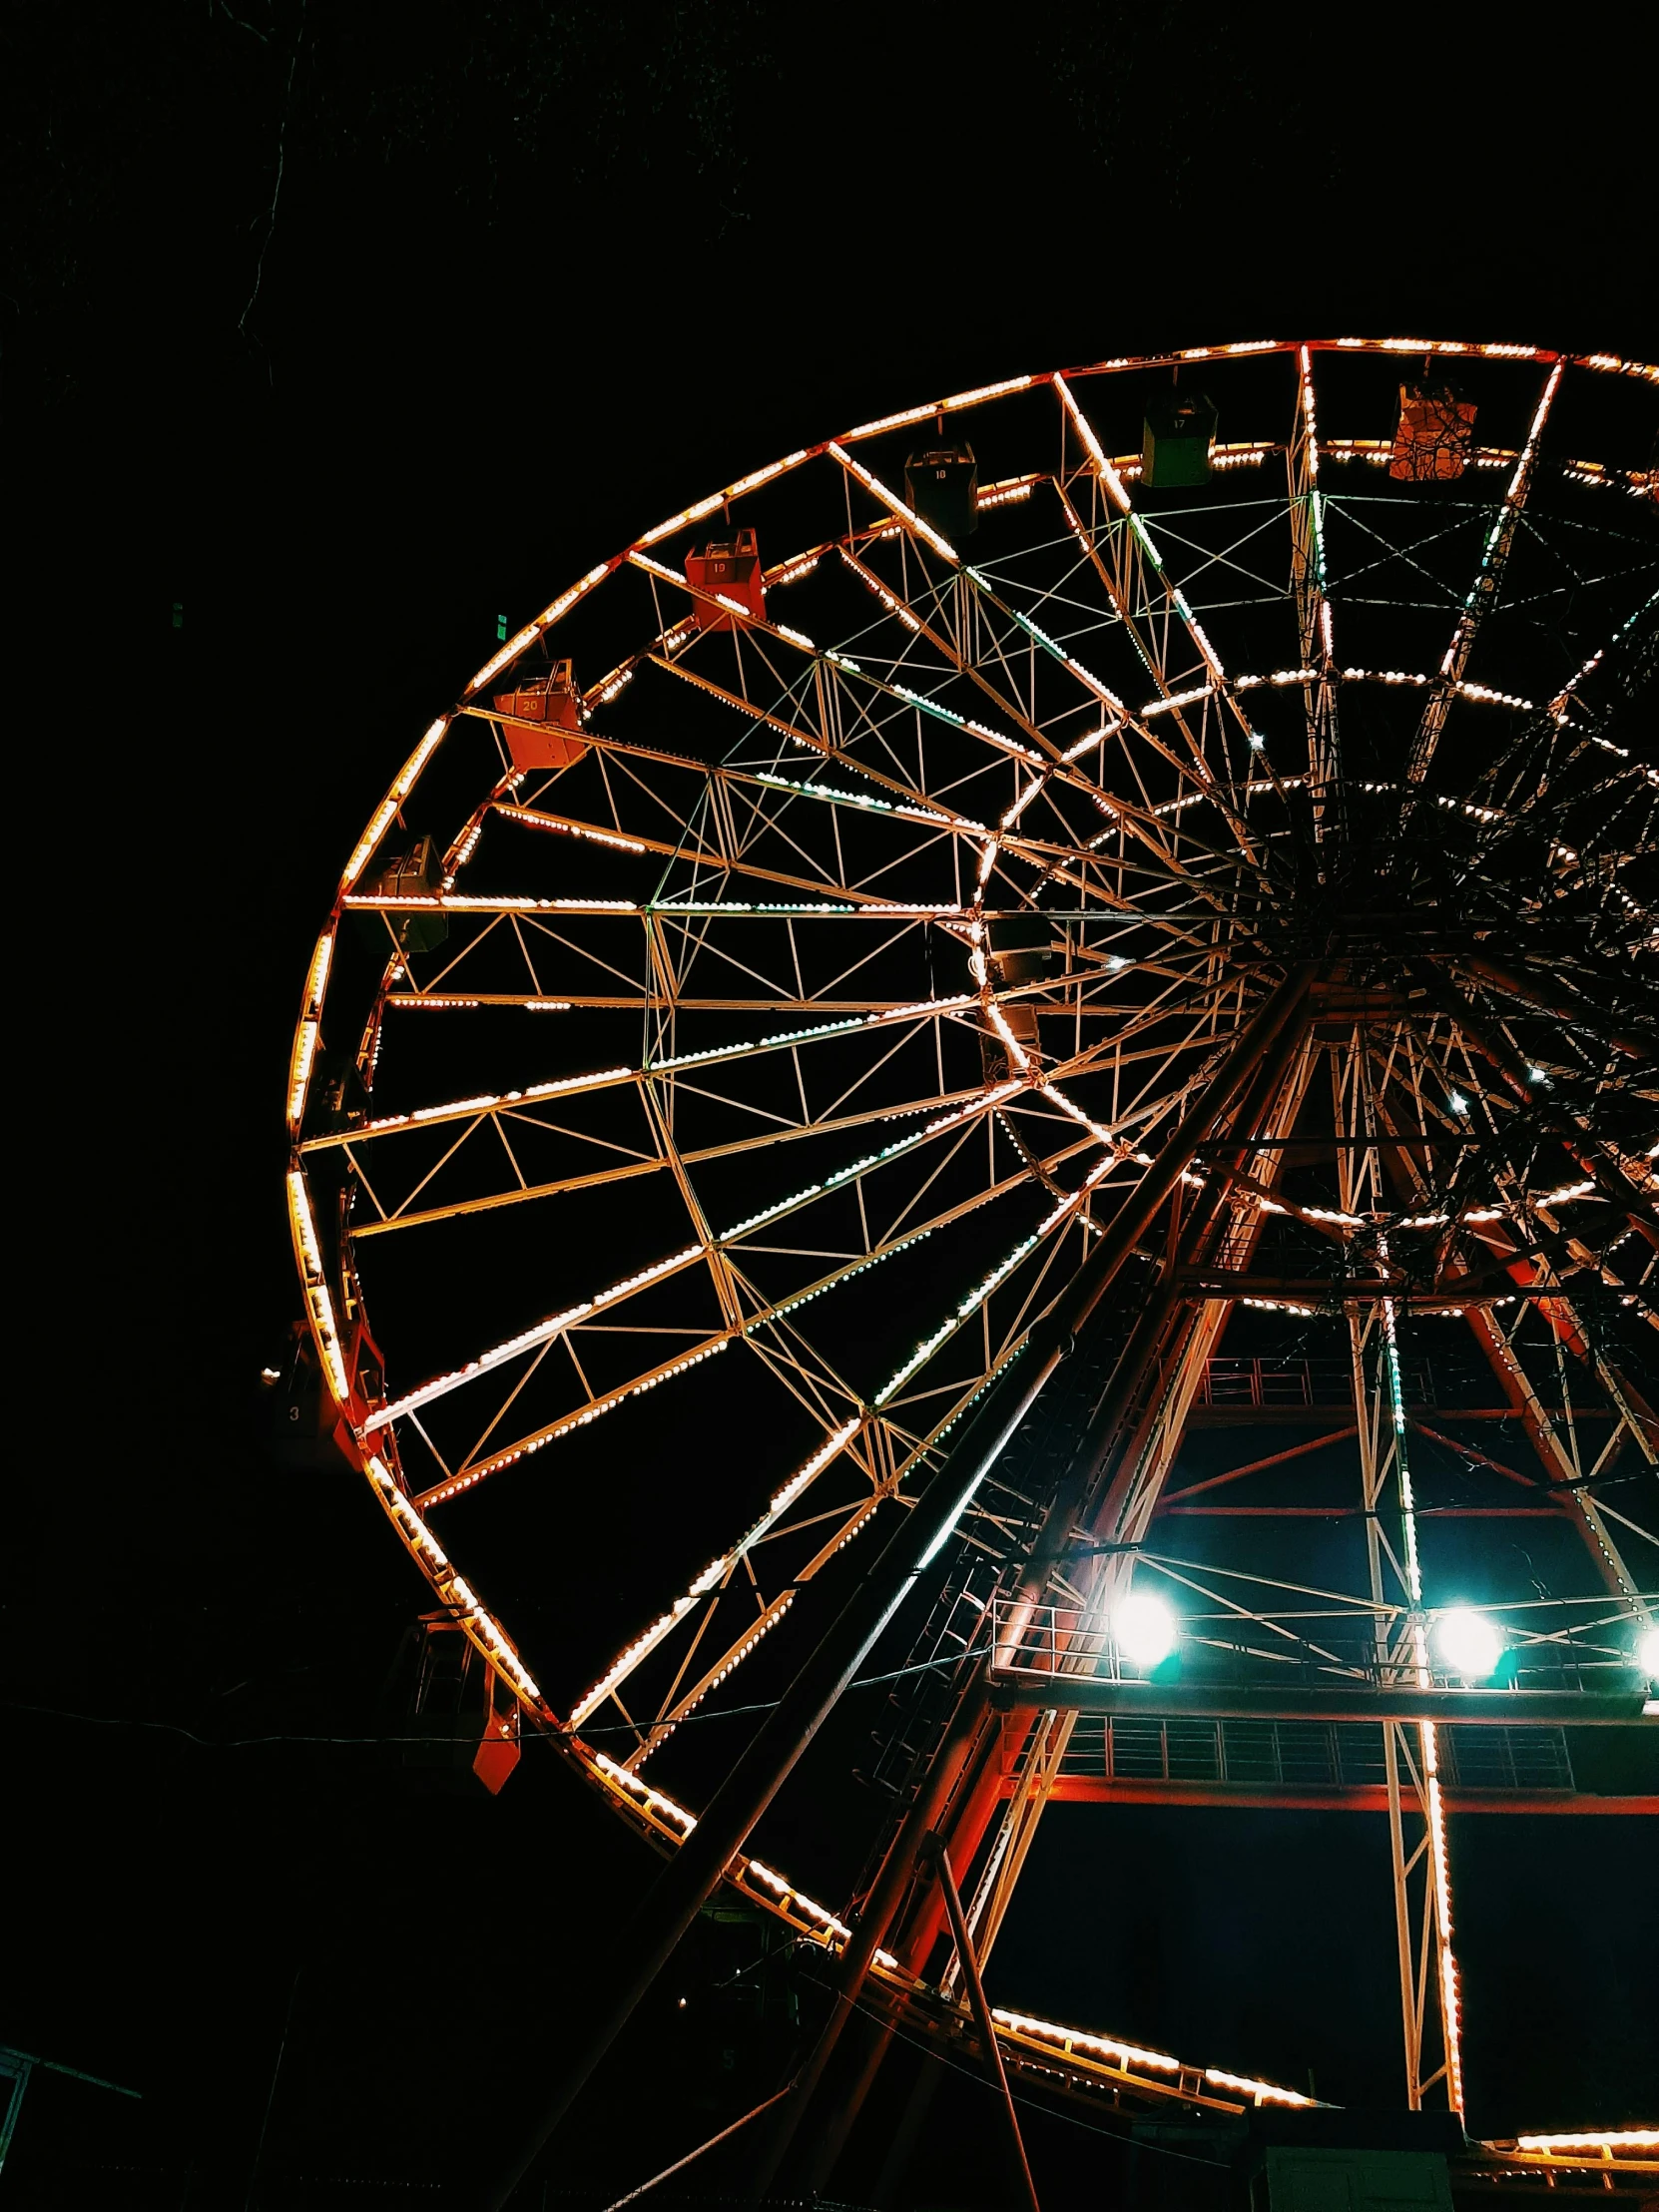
632, 531, 1266, 881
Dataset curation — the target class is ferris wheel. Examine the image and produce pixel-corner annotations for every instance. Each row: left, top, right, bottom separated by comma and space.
284, 338, 1659, 2199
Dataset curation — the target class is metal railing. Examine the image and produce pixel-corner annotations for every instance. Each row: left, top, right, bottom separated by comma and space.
1049, 1713, 1574, 1793
1198, 1355, 1433, 1407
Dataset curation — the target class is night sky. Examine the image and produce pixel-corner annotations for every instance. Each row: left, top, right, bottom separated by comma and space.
11, 5, 1658, 2205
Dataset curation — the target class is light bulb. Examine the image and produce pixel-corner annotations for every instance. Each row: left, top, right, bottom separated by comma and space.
1115, 1592, 1178, 1667
1448, 1092, 1468, 1114
1436, 1607, 1502, 1680
1637, 1624, 1659, 1680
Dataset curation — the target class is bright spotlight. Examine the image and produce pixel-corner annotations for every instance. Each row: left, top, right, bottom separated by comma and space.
1115, 1592, 1178, 1667
1436, 1607, 1502, 1680
1448, 1091, 1468, 1114
1637, 1624, 1659, 1680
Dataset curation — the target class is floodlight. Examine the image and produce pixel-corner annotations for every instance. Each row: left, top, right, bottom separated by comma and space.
1435, 1607, 1502, 1680
1637, 1624, 1659, 1680
1115, 1592, 1178, 1667
1448, 1091, 1468, 1114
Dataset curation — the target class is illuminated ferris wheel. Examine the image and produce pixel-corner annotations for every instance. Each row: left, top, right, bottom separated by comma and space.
284, 337, 1659, 2195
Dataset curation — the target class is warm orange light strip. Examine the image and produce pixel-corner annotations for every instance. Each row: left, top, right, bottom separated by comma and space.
284, 925, 335, 1133
337, 717, 450, 895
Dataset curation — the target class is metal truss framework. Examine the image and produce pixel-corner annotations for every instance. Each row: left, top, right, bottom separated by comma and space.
284, 338, 1659, 2172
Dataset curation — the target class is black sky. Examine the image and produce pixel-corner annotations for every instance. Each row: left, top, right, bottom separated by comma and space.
8, 5, 1657, 2205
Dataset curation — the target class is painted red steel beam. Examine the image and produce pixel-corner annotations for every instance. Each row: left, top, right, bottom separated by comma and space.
1408, 1419, 1540, 1489
1025, 1777, 1659, 1816
1159, 1428, 1361, 1502
984, 1680, 1651, 1727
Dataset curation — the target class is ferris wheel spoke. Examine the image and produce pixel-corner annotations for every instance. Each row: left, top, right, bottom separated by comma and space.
633, 651, 1232, 920
363, 1078, 976, 1227
1292, 343, 1336, 667
650, 650, 1002, 830
566, 1410, 875, 1735
344, 1041, 938, 1229
835, 537, 1114, 778
827, 436, 1266, 873
406, 1087, 1123, 1512
1051, 379, 1281, 810
582, 1195, 1120, 1755
307, 992, 996, 1155
955, 554, 1273, 866
412, 1325, 739, 1506
350, 1149, 669, 1240
642, 540, 1074, 807
491, 804, 665, 861
374, 1237, 713, 1439
970, 508, 1227, 788
624, 1476, 924, 1766
376, 1078, 1088, 1464
381, 991, 997, 1011
1291, 345, 1344, 840
1403, 359, 1566, 797
417, 1209, 1008, 1506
